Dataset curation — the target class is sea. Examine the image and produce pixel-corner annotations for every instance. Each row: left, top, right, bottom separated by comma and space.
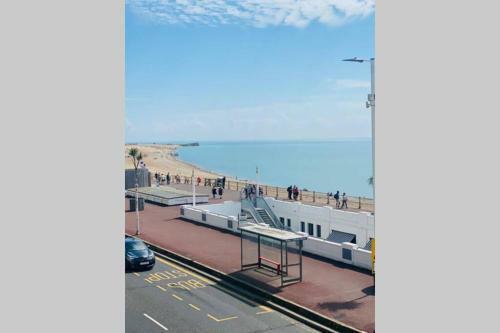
177, 140, 373, 198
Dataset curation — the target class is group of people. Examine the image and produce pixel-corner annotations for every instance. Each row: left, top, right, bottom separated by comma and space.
154, 172, 171, 186
327, 190, 349, 209
242, 184, 263, 200
211, 186, 224, 199
153, 172, 207, 187
286, 185, 300, 200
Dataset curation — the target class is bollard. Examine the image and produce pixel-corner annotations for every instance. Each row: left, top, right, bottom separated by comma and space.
327, 194, 330, 204
358, 197, 362, 209
313, 191, 316, 203
275, 187, 278, 199
300, 190, 302, 201
265, 186, 268, 195
236, 181, 238, 191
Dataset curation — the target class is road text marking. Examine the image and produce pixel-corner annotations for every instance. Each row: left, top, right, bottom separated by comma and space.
172, 294, 183, 301
189, 304, 201, 311
143, 313, 168, 331
256, 305, 273, 315
133, 273, 140, 277
207, 314, 238, 322
156, 285, 167, 292
156, 257, 213, 285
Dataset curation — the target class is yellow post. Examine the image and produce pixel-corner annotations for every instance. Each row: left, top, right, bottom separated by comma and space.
371, 238, 376, 275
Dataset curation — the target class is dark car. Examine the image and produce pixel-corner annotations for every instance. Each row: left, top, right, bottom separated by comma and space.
125, 236, 155, 271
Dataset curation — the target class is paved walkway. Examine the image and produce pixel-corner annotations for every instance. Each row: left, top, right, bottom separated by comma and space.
125, 201, 375, 333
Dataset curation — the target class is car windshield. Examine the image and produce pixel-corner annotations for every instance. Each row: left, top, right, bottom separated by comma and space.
126, 241, 147, 251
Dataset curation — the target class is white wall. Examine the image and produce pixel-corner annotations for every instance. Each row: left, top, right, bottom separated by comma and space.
264, 197, 374, 247
181, 204, 239, 233
194, 201, 241, 217
181, 201, 374, 272
303, 238, 372, 270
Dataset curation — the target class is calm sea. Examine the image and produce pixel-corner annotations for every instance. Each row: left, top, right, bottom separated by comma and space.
177, 140, 373, 198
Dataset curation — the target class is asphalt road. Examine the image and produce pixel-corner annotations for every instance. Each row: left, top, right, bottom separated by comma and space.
126, 254, 320, 333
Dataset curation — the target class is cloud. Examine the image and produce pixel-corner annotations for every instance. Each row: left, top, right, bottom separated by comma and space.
127, 0, 374, 28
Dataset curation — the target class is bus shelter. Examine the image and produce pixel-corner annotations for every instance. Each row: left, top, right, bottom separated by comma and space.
239, 224, 308, 287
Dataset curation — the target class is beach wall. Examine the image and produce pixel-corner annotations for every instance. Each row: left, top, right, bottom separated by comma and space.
181, 202, 373, 271
263, 197, 374, 247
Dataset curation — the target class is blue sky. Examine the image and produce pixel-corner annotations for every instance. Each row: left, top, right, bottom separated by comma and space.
125, 1, 374, 143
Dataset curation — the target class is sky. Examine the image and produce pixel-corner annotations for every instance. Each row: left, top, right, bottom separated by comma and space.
125, 0, 375, 143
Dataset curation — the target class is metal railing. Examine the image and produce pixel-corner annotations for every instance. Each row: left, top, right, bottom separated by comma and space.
152, 173, 374, 213
255, 197, 285, 229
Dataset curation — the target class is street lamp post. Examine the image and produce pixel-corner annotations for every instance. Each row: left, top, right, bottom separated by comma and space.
343, 56, 375, 277
191, 169, 196, 207
342, 57, 375, 195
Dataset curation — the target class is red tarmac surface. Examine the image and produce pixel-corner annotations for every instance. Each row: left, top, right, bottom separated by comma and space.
125, 196, 375, 333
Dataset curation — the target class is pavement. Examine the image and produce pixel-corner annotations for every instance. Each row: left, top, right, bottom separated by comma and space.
125, 191, 375, 333
126, 254, 320, 332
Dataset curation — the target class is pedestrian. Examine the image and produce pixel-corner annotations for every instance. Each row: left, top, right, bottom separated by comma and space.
287, 185, 292, 200
197, 176, 201, 186
244, 186, 249, 199
218, 186, 223, 199
334, 190, 340, 208
222, 176, 226, 189
166, 173, 171, 185
293, 186, 299, 200
259, 186, 263, 196
341, 192, 348, 209
212, 187, 217, 199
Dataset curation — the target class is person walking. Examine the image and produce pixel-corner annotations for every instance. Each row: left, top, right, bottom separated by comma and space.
293, 186, 299, 201
334, 190, 340, 208
341, 192, 348, 209
218, 186, 223, 199
222, 176, 226, 189
287, 185, 292, 200
166, 173, 171, 185
211, 186, 217, 199
197, 176, 201, 186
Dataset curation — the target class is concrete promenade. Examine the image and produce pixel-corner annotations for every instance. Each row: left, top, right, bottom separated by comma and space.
125, 194, 375, 332
166, 183, 371, 214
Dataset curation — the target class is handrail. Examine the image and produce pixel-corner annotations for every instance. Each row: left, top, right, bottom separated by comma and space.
255, 197, 284, 229
241, 198, 266, 225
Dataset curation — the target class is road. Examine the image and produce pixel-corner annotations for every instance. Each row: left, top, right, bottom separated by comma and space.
126, 254, 320, 333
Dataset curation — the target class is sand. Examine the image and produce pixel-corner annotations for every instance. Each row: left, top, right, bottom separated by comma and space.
124, 144, 227, 180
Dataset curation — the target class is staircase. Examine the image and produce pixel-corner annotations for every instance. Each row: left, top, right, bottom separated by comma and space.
255, 208, 275, 227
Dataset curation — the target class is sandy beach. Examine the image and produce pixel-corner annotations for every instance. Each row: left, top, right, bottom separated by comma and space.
124, 144, 226, 180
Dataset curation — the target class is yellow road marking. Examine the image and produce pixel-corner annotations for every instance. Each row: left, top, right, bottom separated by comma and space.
133, 272, 140, 277
156, 285, 167, 292
156, 257, 213, 285
189, 304, 201, 311
207, 314, 238, 322
256, 305, 273, 315
172, 294, 183, 301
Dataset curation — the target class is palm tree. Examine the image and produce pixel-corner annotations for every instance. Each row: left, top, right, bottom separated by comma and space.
128, 147, 143, 235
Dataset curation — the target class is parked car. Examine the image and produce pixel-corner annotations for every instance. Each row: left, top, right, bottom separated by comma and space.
125, 236, 155, 271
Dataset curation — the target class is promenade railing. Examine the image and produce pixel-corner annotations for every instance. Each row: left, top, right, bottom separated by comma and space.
155, 173, 374, 213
